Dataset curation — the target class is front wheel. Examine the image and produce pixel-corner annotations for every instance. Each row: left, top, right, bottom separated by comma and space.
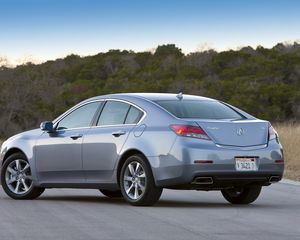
221, 185, 262, 204
120, 154, 162, 206
1, 153, 45, 200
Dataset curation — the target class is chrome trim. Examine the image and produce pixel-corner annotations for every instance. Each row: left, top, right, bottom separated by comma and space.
269, 176, 281, 183
100, 98, 147, 126
50, 98, 147, 132
236, 128, 245, 136
192, 177, 214, 185
90, 124, 136, 129
215, 144, 268, 150
53, 126, 92, 133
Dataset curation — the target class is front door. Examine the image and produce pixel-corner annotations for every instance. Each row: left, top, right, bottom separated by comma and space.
35, 101, 101, 183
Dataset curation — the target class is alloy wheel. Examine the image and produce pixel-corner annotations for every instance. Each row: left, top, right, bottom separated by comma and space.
5, 159, 33, 195
123, 161, 146, 200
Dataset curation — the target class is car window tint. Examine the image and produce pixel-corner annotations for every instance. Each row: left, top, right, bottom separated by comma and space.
97, 101, 130, 126
155, 100, 243, 119
125, 106, 143, 124
57, 102, 100, 130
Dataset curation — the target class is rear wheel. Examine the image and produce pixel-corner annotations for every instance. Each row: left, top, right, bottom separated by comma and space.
120, 154, 162, 206
221, 186, 262, 204
99, 189, 122, 198
1, 153, 45, 200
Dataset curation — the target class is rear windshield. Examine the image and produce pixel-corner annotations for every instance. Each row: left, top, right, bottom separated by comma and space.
155, 100, 244, 119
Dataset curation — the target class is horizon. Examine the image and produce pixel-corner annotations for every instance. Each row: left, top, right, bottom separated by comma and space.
1, 0, 300, 65
1, 41, 300, 67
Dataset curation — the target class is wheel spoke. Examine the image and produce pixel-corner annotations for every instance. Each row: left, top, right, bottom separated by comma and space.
15, 160, 21, 171
135, 162, 141, 173
134, 185, 138, 199
7, 166, 16, 175
15, 181, 20, 193
138, 172, 145, 178
137, 182, 145, 192
24, 175, 32, 180
128, 164, 135, 176
7, 177, 17, 184
126, 183, 134, 195
21, 179, 29, 191
124, 176, 133, 182
21, 163, 30, 173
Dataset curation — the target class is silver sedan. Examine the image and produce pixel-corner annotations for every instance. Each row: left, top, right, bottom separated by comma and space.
0, 93, 284, 206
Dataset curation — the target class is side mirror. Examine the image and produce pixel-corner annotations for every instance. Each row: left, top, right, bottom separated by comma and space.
40, 121, 54, 133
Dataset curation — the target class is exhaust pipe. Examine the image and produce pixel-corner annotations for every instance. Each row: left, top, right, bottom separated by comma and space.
269, 176, 281, 183
192, 177, 214, 185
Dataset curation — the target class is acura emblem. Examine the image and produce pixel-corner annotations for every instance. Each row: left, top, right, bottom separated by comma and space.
236, 128, 245, 136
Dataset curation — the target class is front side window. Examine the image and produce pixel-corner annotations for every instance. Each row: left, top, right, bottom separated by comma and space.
57, 102, 100, 130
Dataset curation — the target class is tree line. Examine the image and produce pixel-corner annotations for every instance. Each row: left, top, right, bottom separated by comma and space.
0, 43, 299, 138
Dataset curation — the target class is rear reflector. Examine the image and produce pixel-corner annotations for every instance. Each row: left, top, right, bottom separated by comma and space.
275, 159, 284, 164
170, 125, 210, 140
194, 160, 213, 164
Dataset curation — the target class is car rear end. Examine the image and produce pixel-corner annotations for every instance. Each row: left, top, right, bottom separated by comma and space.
153, 97, 284, 190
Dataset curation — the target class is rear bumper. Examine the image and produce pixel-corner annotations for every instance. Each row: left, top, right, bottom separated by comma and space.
174, 172, 282, 190
152, 165, 283, 189
148, 137, 284, 189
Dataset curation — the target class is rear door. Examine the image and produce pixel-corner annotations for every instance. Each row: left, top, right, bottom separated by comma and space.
82, 100, 144, 182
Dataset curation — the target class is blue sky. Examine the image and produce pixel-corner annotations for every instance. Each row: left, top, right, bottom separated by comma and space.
1, 0, 300, 64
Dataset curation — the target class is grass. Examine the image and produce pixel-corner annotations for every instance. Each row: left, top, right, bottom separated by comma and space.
0, 123, 299, 181
275, 123, 300, 181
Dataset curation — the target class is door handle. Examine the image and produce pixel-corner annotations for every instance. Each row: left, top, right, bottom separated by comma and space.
112, 131, 126, 137
70, 134, 83, 140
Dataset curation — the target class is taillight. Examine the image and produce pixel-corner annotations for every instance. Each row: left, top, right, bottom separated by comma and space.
275, 159, 284, 164
268, 125, 278, 141
170, 125, 210, 140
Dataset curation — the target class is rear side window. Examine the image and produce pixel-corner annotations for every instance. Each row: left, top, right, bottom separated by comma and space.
97, 101, 130, 126
155, 100, 243, 119
125, 106, 143, 124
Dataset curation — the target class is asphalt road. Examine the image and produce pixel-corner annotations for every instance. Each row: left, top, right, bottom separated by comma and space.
0, 182, 299, 240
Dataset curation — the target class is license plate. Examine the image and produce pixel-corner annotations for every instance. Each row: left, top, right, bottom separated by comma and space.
235, 157, 258, 171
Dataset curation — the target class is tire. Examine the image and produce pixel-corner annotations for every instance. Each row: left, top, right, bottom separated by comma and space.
99, 189, 123, 198
1, 153, 45, 200
221, 185, 262, 204
120, 154, 162, 206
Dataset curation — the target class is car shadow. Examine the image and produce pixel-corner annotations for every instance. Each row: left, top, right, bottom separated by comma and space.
36, 195, 276, 209
155, 199, 271, 208
38, 195, 127, 204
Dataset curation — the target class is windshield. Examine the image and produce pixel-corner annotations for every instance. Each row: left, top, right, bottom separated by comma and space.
155, 100, 244, 119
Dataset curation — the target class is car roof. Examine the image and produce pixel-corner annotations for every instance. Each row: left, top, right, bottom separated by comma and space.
85, 93, 215, 102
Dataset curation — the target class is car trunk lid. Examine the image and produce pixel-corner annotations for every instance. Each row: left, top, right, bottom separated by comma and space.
193, 119, 269, 147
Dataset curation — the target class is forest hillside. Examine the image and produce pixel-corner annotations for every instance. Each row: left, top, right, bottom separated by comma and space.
0, 43, 299, 137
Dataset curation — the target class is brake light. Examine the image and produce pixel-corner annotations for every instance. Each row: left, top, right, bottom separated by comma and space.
170, 125, 210, 140
268, 125, 278, 141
